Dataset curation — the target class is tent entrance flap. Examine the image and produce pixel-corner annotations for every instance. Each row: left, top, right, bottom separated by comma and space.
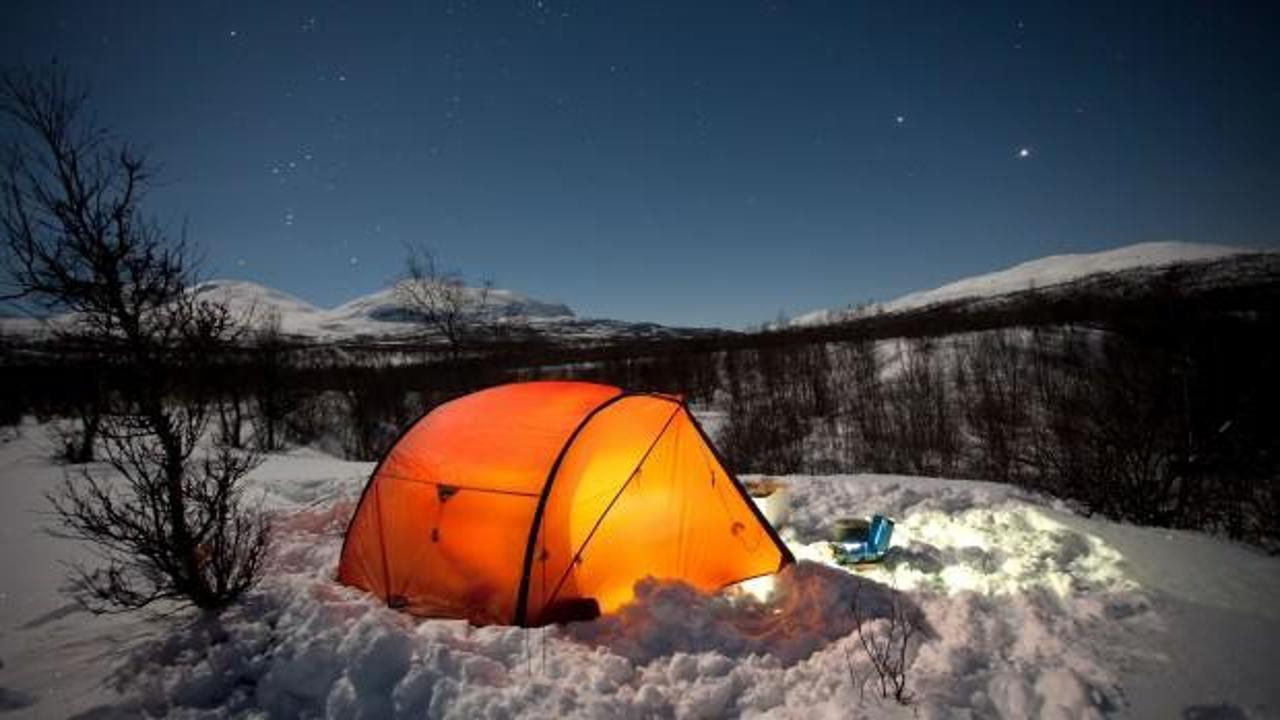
534, 400, 683, 618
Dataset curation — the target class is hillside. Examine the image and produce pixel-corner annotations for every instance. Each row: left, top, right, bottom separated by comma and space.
791, 242, 1277, 327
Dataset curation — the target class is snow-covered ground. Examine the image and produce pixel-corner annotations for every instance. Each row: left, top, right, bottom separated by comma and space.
1, 421, 1278, 718
790, 241, 1265, 326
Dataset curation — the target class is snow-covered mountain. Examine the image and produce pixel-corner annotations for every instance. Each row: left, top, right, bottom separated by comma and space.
191, 279, 577, 340
5, 279, 709, 344
791, 241, 1275, 327
190, 280, 328, 329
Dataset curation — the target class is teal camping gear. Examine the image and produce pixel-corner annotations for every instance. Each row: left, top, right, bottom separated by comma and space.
831, 514, 894, 565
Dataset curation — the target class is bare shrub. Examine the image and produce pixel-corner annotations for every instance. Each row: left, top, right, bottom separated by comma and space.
247, 311, 296, 452
50, 388, 104, 463
716, 346, 817, 474
718, 390, 809, 473
215, 387, 248, 449
848, 582, 922, 705
954, 330, 1029, 484
885, 337, 959, 476
52, 437, 268, 611
51, 414, 99, 464
340, 363, 413, 461
830, 337, 892, 471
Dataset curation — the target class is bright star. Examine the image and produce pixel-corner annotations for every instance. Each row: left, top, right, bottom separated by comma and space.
895, 115, 905, 124
1017, 147, 1032, 158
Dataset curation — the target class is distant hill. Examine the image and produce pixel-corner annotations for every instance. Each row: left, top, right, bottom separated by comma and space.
790, 242, 1278, 328
2, 279, 717, 346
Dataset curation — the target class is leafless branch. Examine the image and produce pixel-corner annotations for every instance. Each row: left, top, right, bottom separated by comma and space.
3, 66, 270, 612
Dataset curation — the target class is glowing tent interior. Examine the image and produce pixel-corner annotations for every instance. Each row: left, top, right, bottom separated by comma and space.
337, 381, 794, 626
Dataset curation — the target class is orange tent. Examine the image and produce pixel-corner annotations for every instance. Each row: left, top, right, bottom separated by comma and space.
337, 381, 793, 626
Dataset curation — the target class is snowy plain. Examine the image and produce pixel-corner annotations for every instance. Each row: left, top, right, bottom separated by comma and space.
1, 421, 1278, 719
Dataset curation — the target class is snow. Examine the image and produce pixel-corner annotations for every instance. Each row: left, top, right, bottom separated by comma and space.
2, 422, 1278, 718
791, 241, 1261, 326
0, 279, 711, 344
195, 279, 574, 340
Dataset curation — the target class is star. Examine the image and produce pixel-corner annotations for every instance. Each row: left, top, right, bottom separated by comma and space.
895, 115, 905, 125
229, 30, 238, 38
1017, 147, 1032, 158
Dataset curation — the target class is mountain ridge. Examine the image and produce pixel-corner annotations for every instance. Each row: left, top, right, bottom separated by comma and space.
1, 278, 715, 344
191, 278, 578, 340
5, 241, 1275, 343
790, 241, 1274, 327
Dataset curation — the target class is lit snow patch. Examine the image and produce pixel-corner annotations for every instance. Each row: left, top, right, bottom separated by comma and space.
784, 504, 1135, 599
731, 573, 777, 603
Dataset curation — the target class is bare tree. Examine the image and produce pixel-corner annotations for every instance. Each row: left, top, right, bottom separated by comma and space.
394, 243, 493, 359
1, 67, 269, 612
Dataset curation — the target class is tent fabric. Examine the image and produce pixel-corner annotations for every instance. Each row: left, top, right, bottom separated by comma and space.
337, 380, 793, 626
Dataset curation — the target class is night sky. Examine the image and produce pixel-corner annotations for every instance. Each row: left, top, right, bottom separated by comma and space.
4, 1, 1278, 328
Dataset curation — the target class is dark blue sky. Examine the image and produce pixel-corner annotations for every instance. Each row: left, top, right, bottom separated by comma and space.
5, 1, 1278, 327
